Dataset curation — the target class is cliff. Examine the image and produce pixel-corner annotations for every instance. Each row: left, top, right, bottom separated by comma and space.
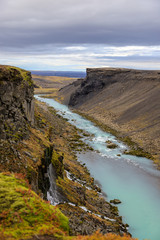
0, 65, 34, 140
69, 68, 160, 106
59, 67, 160, 166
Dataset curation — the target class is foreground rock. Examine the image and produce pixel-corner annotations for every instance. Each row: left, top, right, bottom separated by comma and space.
106, 140, 118, 149
110, 199, 122, 204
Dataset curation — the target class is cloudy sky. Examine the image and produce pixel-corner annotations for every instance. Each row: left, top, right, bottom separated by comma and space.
1, 0, 160, 71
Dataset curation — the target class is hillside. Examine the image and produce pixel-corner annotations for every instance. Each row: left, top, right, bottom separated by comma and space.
0, 66, 134, 239
58, 68, 160, 167
32, 74, 77, 96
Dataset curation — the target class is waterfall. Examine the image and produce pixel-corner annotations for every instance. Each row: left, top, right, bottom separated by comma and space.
47, 163, 63, 205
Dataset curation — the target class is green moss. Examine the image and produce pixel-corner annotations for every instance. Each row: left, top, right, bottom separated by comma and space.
123, 149, 152, 159
57, 178, 83, 205
18, 68, 33, 87
3, 121, 24, 141
68, 133, 93, 153
1, 65, 33, 86
0, 173, 69, 239
51, 151, 64, 178
120, 136, 153, 159
35, 110, 47, 129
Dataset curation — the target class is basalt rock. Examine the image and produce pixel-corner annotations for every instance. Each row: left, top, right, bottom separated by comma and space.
0, 65, 34, 141
68, 68, 160, 107
110, 199, 122, 204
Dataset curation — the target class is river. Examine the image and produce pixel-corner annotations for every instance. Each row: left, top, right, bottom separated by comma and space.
35, 95, 160, 240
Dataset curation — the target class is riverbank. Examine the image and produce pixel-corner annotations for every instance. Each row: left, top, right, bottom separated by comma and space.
36, 95, 160, 240
57, 68, 160, 168
35, 100, 130, 236
71, 110, 154, 161
54, 92, 159, 168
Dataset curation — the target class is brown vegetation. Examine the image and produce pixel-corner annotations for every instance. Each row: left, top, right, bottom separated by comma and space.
33, 74, 76, 98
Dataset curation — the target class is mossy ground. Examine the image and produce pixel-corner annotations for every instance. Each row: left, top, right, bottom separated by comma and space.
0, 65, 33, 86
0, 173, 69, 240
0, 172, 135, 240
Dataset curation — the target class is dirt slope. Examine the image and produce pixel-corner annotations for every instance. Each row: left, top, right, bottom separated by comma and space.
59, 68, 160, 166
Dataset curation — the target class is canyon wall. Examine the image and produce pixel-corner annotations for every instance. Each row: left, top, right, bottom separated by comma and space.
0, 65, 34, 140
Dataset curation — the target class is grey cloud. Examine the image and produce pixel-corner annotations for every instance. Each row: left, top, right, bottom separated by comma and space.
0, 0, 160, 49
1, 43, 160, 71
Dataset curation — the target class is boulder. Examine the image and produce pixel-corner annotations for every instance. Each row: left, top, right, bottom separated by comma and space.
110, 199, 122, 204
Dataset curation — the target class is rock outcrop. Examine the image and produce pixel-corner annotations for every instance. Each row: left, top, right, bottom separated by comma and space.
59, 67, 160, 165
68, 68, 160, 107
0, 65, 34, 140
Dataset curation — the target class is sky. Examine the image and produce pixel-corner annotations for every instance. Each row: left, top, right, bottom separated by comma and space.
1, 0, 160, 71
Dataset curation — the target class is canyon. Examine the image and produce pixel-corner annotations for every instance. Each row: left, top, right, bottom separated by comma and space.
0, 66, 132, 240
59, 68, 160, 167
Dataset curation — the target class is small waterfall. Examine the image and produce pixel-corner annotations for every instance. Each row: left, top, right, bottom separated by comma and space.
47, 163, 63, 205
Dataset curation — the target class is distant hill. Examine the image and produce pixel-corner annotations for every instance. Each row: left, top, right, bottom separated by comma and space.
59, 67, 160, 167
31, 70, 86, 78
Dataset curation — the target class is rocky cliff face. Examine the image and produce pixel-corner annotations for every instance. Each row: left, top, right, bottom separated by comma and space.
0, 65, 34, 140
69, 68, 160, 106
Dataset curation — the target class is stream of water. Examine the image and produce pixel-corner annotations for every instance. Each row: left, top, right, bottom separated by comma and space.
47, 164, 61, 206
36, 95, 160, 240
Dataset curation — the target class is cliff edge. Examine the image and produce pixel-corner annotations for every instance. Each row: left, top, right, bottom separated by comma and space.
0, 65, 34, 140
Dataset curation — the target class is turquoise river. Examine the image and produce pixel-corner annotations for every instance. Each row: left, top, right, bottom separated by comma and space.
36, 95, 160, 240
